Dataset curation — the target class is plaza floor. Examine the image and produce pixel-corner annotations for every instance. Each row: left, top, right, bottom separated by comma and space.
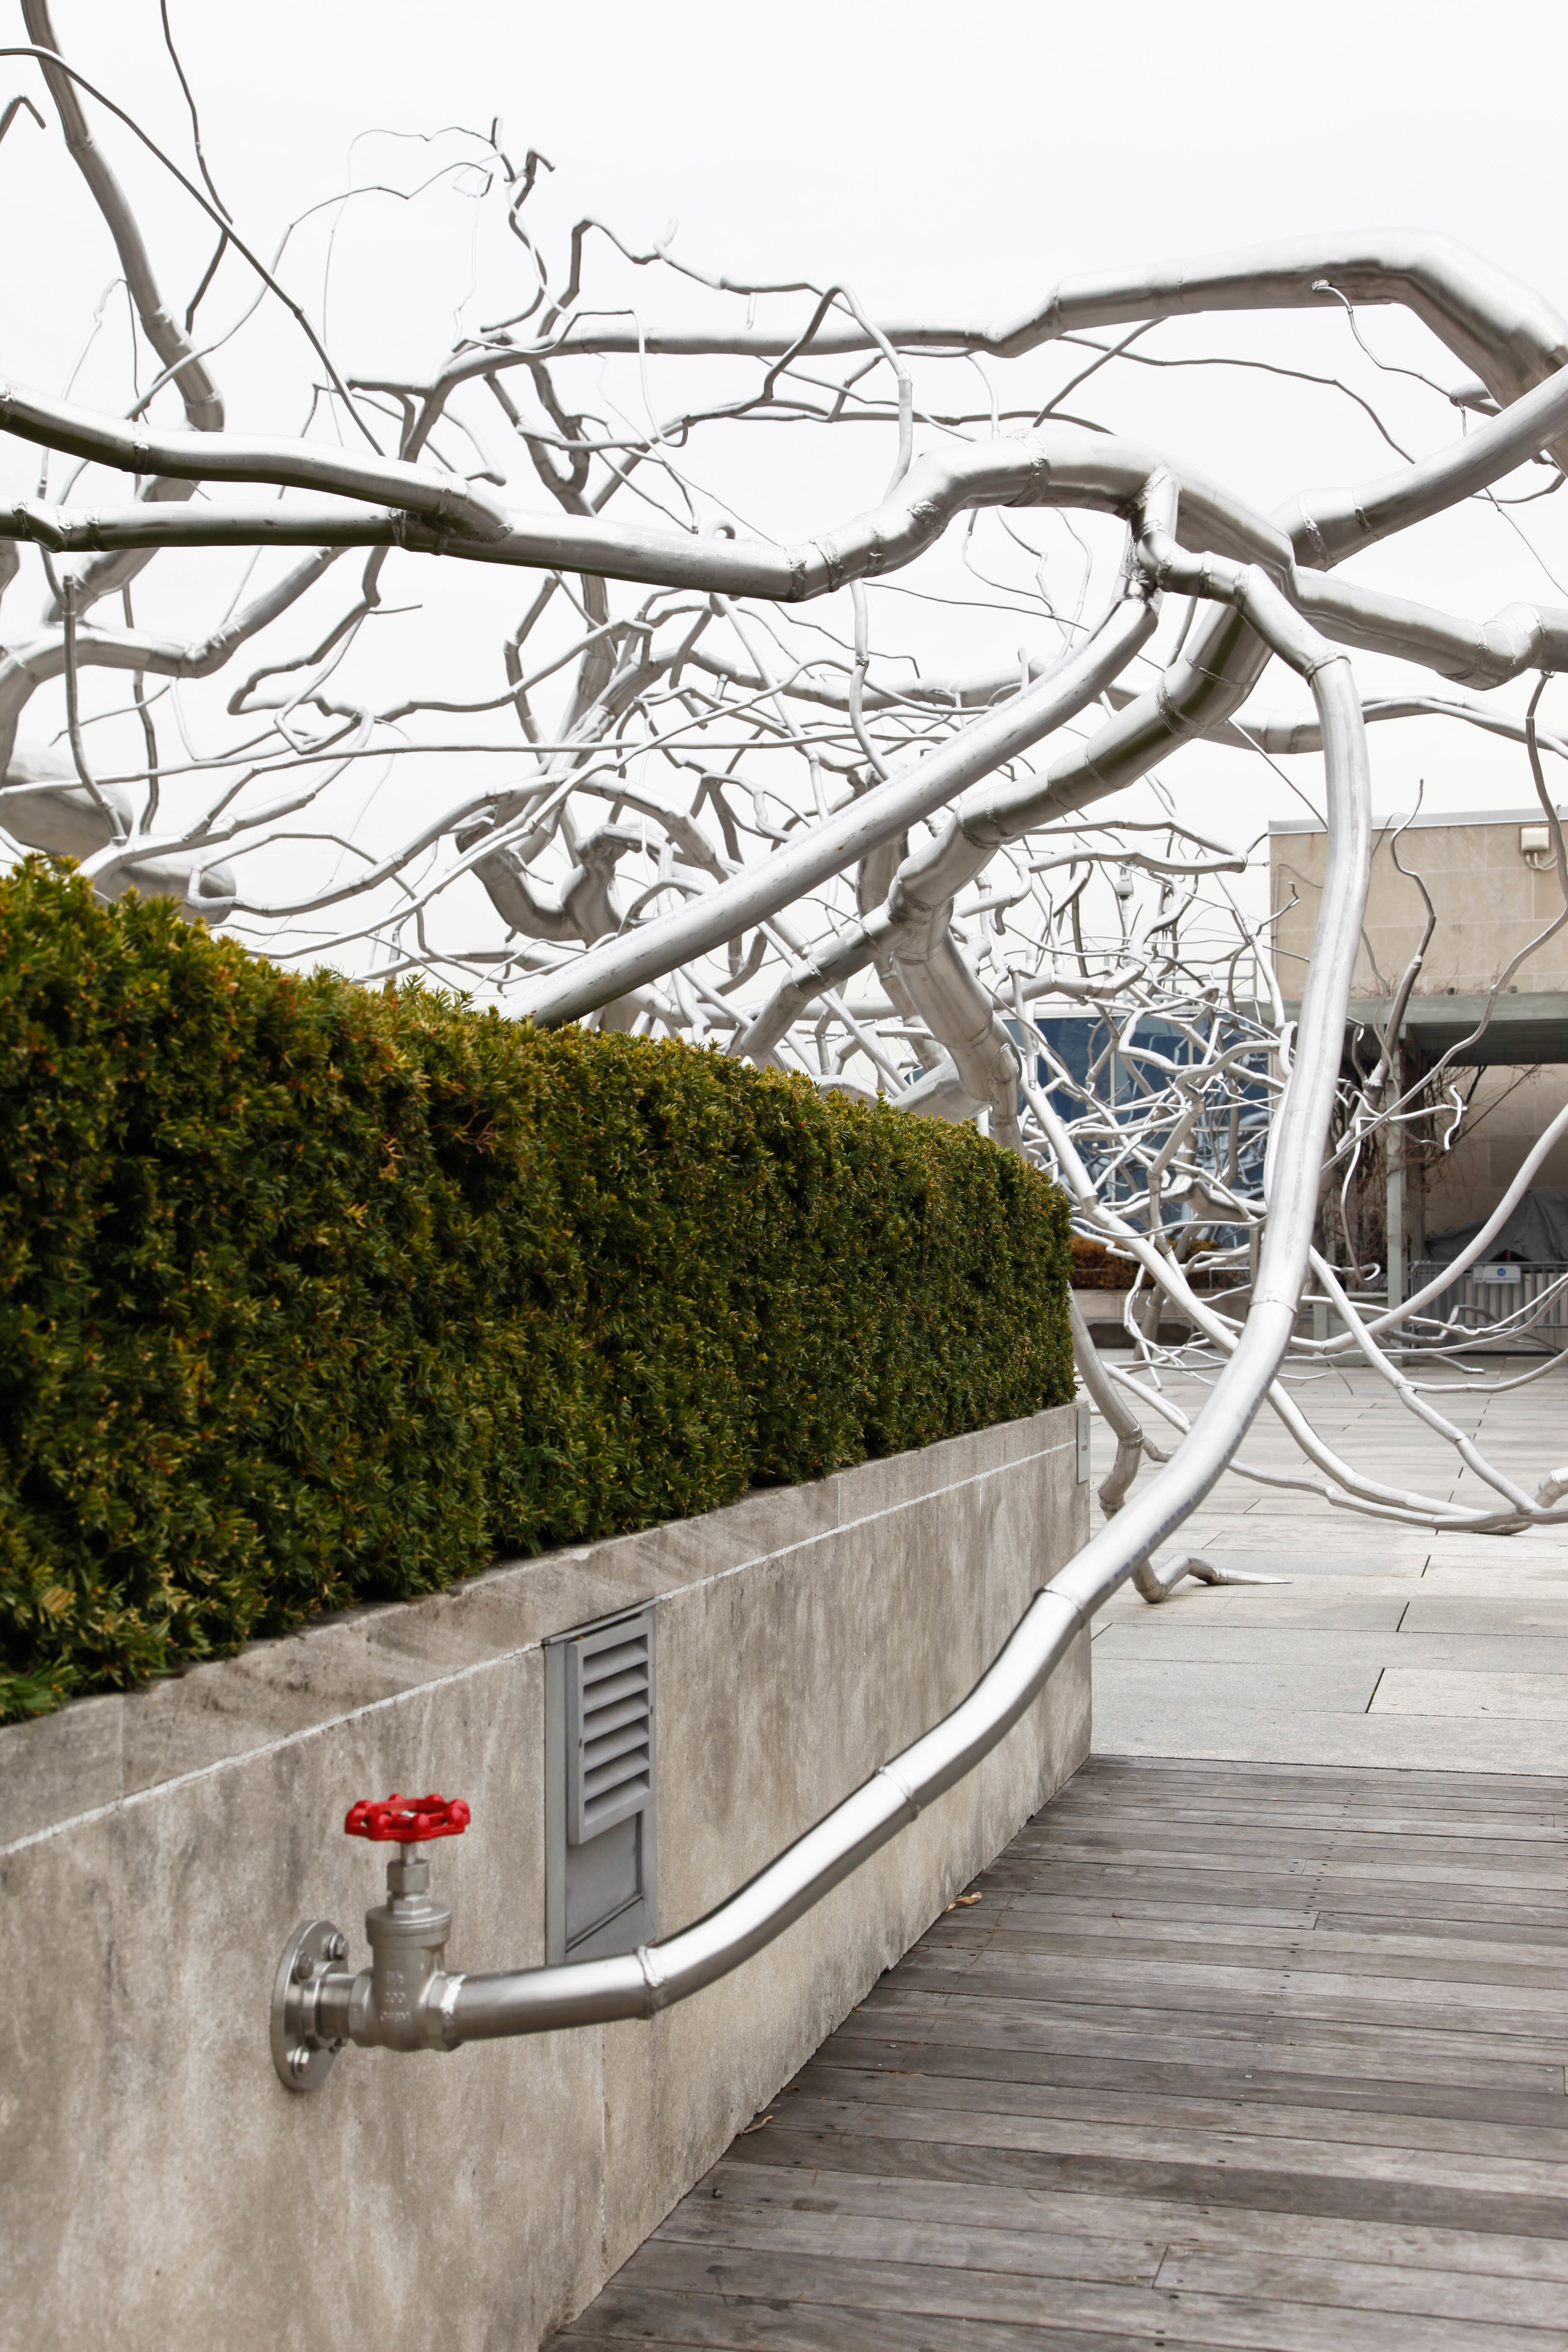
1091, 1354, 1568, 1775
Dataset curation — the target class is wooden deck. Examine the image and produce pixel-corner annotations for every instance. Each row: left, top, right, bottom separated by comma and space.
553, 1752, 1568, 2351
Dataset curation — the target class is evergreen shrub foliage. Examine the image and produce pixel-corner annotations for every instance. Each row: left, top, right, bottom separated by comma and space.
0, 862, 1073, 1722
1069, 1234, 1134, 1289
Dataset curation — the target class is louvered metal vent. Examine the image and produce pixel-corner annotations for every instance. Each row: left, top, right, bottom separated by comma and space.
545, 1602, 657, 1963
565, 1617, 654, 1845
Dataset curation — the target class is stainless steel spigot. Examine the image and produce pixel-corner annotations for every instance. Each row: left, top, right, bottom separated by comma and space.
270, 1793, 470, 2092
361, 1845, 454, 2051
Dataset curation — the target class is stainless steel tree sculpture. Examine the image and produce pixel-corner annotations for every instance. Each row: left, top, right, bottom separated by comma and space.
6, 1, 1568, 1582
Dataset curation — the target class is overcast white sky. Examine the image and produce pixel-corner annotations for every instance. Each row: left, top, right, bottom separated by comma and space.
7, 0, 1568, 921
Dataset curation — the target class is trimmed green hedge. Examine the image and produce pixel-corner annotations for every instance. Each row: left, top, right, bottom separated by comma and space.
1071, 1234, 1133, 1290
0, 862, 1073, 1722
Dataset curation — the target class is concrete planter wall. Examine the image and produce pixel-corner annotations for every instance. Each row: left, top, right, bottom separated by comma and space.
2, 1405, 1089, 2352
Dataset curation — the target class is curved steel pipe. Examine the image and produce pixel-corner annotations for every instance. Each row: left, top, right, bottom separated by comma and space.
0, 418, 1286, 593
21, 2, 222, 433
442, 1586, 1086, 2043
1068, 1291, 1145, 1517
18, 373, 1562, 625
0, 381, 511, 541
21, 1, 223, 617
1201, 691, 1568, 762
435, 233, 1568, 428
285, 543, 1369, 2063
514, 577, 1161, 1028
1295, 579, 1568, 689
1130, 1552, 1287, 1603
1287, 362, 1568, 567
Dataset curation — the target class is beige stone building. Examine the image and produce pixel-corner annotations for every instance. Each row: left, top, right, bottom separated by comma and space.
1269, 805, 1568, 1259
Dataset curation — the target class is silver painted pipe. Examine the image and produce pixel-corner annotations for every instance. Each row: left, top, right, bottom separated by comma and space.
0, 745, 130, 859
423, 233, 1568, 425
8, 374, 1564, 758
732, 489, 1273, 1084
933, 279, 1568, 831
302, 543, 1370, 2057
0, 381, 510, 541
4, 228, 1559, 633
0, 420, 1288, 592
1130, 1552, 1286, 1603
21, 1, 223, 618
1286, 363, 1568, 567
513, 576, 1161, 1027
729, 906, 899, 1063
1000, 233, 1568, 432
887, 929, 1025, 1148
21, 2, 223, 434
1025, 353, 1568, 838
1295, 578, 1568, 688
1031, 601, 1273, 834
440, 1581, 1085, 2042
1067, 1291, 1145, 1517
18, 388, 1560, 657
1204, 693, 1568, 761
1017, 1018, 1541, 1535
734, 612, 1272, 1071
0, 549, 342, 778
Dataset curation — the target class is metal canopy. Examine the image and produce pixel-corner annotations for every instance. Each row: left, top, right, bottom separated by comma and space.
1285, 990, 1568, 1067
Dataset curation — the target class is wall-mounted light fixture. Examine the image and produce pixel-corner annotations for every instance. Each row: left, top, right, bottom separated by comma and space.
1522, 822, 1558, 871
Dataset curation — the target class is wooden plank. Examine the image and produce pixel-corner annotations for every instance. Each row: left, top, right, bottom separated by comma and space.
566, 2242, 1568, 2351
1044, 1769, 1568, 1806
555, 2292, 1223, 2351
857, 1986, 1568, 2072
1081, 1762, 1567, 1800
1027, 1798, 1564, 1835
694, 2156, 1568, 2283
992, 1894, 1568, 1942
858, 1994, 1568, 2074
1153, 2247, 1568, 2331
1054, 1772, 1561, 1794
734, 2093, 1568, 2198
909, 1921, 1568, 1990
783, 2066, 1568, 2161
990, 1838, 1567, 1888
1052, 1779, 1567, 1815
1053, 1769, 1568, 1806
888, 1937, 1568, 2016
955, 1903, 1568, 1969
984, 1857, 1568, 1903
831, 2014, 1568, 2098
985, 1892, 1325, 1929
799, 2042, 1568, 2131
1313, 1907, 1568, 1942
1041, 1808, 1565, 1843
1053, 1766, 1565, 1801
987, 1860, 1568, 1913
885, 1957, 1568, 2041
655, 2198, 1168, 2288
721, 2119, 1568, 2240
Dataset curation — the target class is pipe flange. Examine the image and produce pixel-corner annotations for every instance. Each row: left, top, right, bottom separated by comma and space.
271, 1917, 347, 2094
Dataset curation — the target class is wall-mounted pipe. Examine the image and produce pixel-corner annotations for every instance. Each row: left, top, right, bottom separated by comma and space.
273, 532, 1370, 2085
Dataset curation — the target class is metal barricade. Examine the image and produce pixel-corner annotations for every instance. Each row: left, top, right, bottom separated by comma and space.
1407, 1261, 1568, 1352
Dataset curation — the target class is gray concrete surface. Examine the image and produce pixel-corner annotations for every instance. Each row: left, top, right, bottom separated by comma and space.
1090, 1358, 1568, 1773
0, 1407, 1088, 2352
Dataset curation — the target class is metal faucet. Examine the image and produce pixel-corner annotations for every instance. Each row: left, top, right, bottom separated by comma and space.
271, 1793, 470, 2091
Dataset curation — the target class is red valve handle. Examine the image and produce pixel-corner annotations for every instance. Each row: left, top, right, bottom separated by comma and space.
344, 1792, 471, 1843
